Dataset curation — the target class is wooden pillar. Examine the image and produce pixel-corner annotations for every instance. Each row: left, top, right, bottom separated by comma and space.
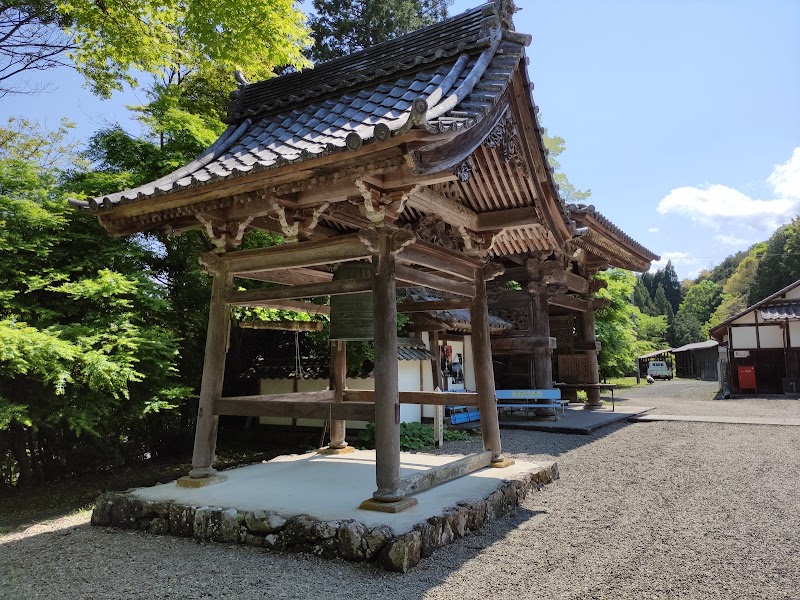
328, 340, 348, 449
529, 283, 554, 389
372, 231, 402, 502
430, 330, 444, 447
582, 300, 603, 409
188, 267, 233, 478
471, 266, 507, 464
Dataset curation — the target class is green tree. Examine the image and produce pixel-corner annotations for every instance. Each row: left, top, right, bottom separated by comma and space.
0, 131, 189, 486
594, 269, 638, 377
669, 311, 704, 346
60, 0, 310, 97
678, 279, 722, 330
748, 218, 800, 305
309, 0, 451, 62
542, 133, 591, 204
633, 276, 656, 315
707, 245, 766, 330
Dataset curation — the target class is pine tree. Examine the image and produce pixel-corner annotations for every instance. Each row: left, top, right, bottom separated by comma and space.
633, 276, 656, 315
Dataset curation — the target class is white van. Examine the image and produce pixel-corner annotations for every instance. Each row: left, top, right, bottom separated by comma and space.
647, 361, 673, 380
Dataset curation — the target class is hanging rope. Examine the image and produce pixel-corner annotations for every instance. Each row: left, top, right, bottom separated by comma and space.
294, 330, 304, 379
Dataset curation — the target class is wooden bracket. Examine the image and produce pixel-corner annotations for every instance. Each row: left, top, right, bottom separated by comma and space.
196, 214, 253, 252
358, 228, 416, 254
355, 179, 387, 226
265, 198, 300, 243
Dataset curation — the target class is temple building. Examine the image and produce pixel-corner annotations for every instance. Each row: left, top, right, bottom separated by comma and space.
73, 1, 657, 511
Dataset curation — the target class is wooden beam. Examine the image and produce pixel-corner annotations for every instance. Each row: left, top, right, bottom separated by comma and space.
399, 451, 492, 496
397, 299, 471, 313
215, 394, 375, 421
343, 390, 480, 407
399, 240, 483, 280
238, 320, 323, 332
548, 294, 590, 313
396, 265, 476, 297
235, 267, 333, 285
226, 279, 371, 305
474, 207, 539, 231
235, 299, 330, 315
491, 336, 557, 352
210, 234, 371, 275
406, 187, 478, 230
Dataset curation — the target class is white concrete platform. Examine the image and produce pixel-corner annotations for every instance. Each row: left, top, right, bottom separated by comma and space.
131, 450, 547, 534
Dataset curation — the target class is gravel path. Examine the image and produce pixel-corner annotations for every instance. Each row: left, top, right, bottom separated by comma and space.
2, 382, 799, 599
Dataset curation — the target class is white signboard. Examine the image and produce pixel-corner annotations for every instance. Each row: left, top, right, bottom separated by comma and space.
734, 350, 750, 358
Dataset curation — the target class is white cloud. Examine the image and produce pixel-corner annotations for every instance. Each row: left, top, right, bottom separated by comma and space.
657, 147, 800, 232
714, 233, 752, 246
768, 147, 800, 199
649, 251, 701, 273
648, 227, 659, 233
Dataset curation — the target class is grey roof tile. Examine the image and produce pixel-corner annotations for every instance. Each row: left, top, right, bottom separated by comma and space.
79, 3, 532, 210
760, 302, 800, 321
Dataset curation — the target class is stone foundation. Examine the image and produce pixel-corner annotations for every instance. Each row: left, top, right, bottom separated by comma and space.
91, 461, 558, 572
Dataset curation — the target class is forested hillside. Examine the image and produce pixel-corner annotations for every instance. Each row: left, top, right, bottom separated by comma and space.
630, 220, 800, 348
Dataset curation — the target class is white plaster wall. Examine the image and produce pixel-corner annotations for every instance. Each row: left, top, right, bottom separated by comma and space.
463, 335, 476, 391
732, 312, 757, 325
758, 324, 785, 348
790, 321, 800, 348
258, 365, 424, 428
785, 286, 800, 300
730, 327, 758, 349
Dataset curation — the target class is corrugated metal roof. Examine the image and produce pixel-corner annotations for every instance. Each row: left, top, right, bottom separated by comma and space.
672, 340, 718, 353
638, 348, 672, 360
760, 301, 800, 321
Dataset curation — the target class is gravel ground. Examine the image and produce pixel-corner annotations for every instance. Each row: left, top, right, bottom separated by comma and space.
2, 381, 799, 599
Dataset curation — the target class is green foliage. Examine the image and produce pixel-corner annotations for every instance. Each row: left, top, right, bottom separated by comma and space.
542, 132, 591, 204
309, 0, 451, 62
635, 313, 668, 353
594, 269, 638, 377
678, 279, 722, 331
670, 311, 704, 346
633, 276, 656, 315
356, 422, 471, 452
58, 0, 310, 97
0, 122, 189, 486
748, 218, 800, 305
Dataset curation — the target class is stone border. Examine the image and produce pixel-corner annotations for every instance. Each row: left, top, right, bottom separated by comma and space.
91, 461, 558, 572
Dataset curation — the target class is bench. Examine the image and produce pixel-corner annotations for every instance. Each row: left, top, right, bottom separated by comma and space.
554, 383, 619, 410
495, 389, 565, 421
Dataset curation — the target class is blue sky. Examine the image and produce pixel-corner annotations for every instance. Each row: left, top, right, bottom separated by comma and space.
2, 0, 798, 280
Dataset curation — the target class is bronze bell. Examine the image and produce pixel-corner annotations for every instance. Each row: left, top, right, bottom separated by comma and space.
329, 261, 374, 340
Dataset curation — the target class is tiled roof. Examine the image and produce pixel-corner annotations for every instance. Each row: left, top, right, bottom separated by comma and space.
74, 3, 530, 211
709, 279, 800, 340
760, 302, 800, 321
568, 203, 660, 262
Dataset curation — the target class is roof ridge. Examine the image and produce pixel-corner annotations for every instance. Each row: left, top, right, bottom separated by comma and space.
226, 3, 507, 122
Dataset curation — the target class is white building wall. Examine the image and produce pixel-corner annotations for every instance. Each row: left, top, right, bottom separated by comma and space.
758, 325, 785, 349
732, 312, 757, 325
790, 321, 800, 348
730, 327, 758, 349
259, 364, 424, 428
785, 287, 800, 300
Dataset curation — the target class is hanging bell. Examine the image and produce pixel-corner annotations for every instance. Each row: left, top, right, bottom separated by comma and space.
329, 261, 374, 340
